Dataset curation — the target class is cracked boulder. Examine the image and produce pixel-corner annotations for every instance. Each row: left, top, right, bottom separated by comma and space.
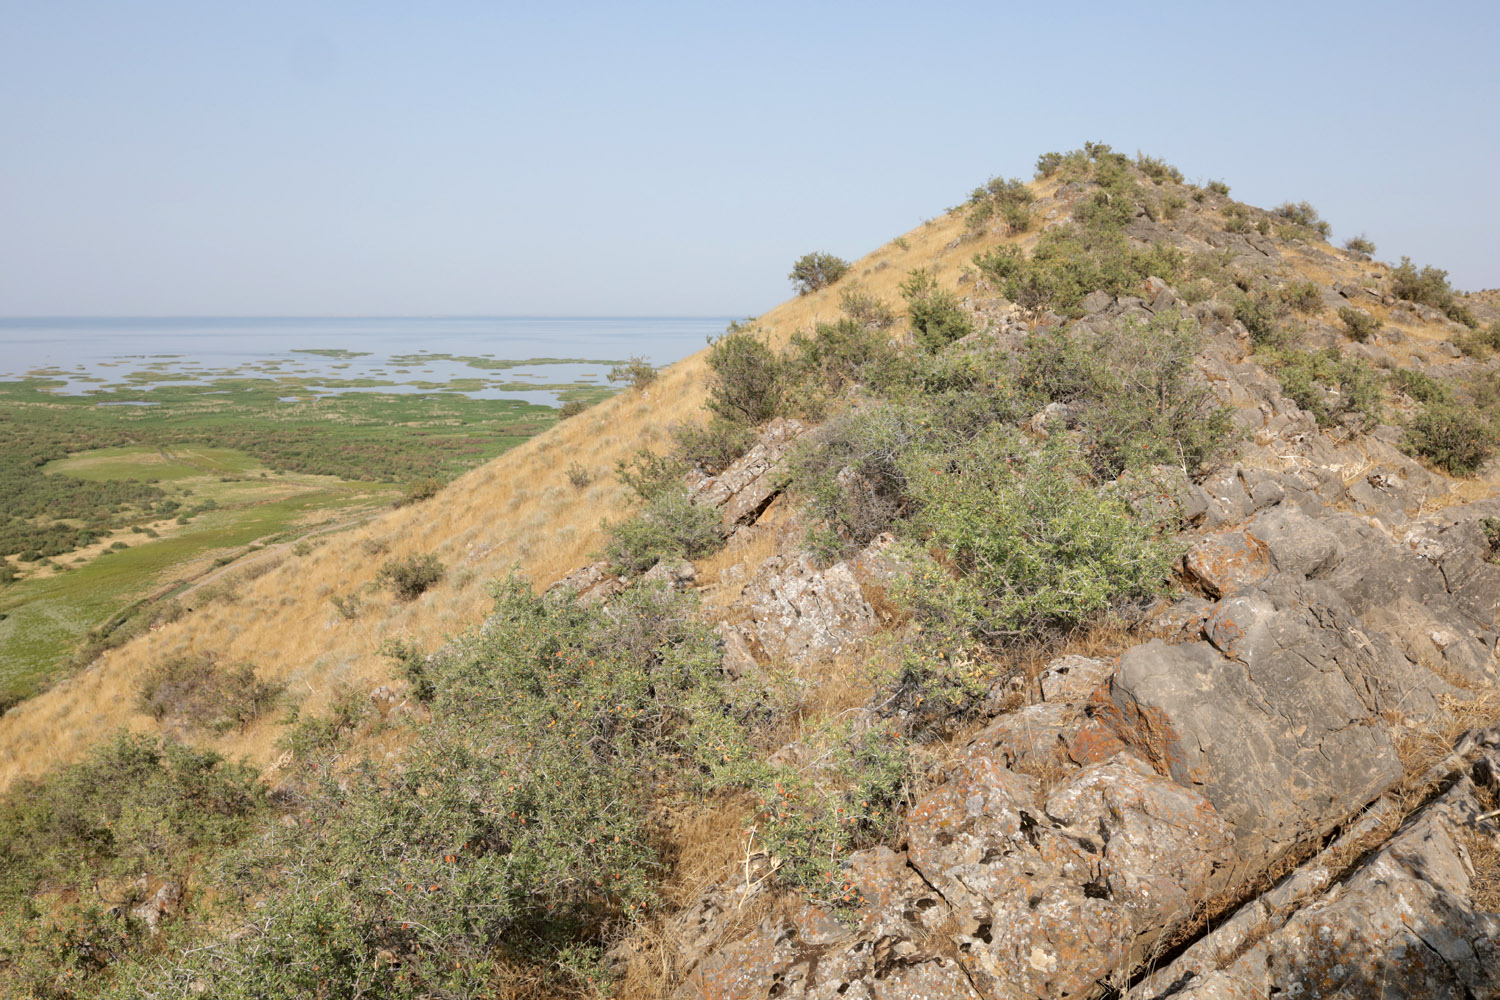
905, 754, 1231, 998
1163, 781, 1500, 1000
689, 417, 806, 531
1094, 637, 1402, 878
673, 847, 980, 999
723, 551, 878, 667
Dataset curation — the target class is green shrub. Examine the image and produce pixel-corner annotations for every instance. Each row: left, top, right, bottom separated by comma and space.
1076, 314, 1237, 478
975, 224, 1185, 319
705, 325, 785, 425
900, 269, 973, 352
788, 251, 851, 295
1152, 191, 1187, 221
1135, 152, 1183, 185
1222, 203, 1252, 234
1406, 402, 1496, 476
1267, 348, 1383, 430
0, 734, 262, 991
789, 403, 922, 560
746, 721, 910, 901
1207, 179, 1231, 196
106, 580, 750, 998
376, 552, 445, 601
787, 317, 900, 408
137, 654, 282, 733
608, 355, 658, 390
1457, 322, 1500, 356
1481, 517, 1500, 561
1344, 234, 1376, 256
616, 447, 688, 501
1035, 151, 1066, 178
839, 285, 896, 328
395, 476, 444, 507
898, 431, 1173, 646
557, 398, 590, 418
566, 461, 591, 489
1389, 256, 1475, 326
965, 175, 1035, 232
1338, 306, 1380, 342
328, 592, 363, 620
670, 418, 755, 475
602, 490, 721, 574
1234, 291, 1290, 347
378, 637, 435, 703
1273, 200, 1331, 237
1017, 313, 1235, 478
1389, 368, 1452, 405
1280, 280, 1323, 314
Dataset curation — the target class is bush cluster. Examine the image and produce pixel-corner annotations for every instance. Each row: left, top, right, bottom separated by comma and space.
602, 489, 722, 574
608, 356, 658, 391
900, 269, 974, 352
1272, 200, 1332, 238
1389, 257, 1476, 326
1406, 402, 1496, 476
1338, 306, 1380, 342
93, 581, 755, 997
965, 175, 1035, 233
377, 552, 445, 601
137, 653, 282, 734
788, 251, 851, 295
1264, 347, 1383, 431
0, 734, 263, 995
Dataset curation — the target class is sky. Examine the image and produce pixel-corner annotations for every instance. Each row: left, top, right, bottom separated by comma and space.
2, 1, 1497, 317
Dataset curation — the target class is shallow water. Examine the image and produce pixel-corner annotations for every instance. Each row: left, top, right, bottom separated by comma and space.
0, 316, 731, 403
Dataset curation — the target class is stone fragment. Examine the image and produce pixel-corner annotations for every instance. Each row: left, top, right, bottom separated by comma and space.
733, 552, 877, 665
1038, 655, 1113, 704
1181, 531, 1271, 598
689, 417, 806, 531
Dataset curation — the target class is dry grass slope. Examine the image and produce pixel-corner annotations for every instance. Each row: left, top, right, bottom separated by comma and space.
0, 203, 990, 792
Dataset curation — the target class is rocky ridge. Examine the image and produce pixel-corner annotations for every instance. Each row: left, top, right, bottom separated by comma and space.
542, 177, 1500, 998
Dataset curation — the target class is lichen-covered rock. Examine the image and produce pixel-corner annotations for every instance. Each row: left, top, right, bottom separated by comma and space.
1038, 655, 1113, 704
1181, 531, 1271, 598
1215, 782, 1500, 999
906, 756, 1135, 999
1096, 638, 1402, 876
731, 552, 877, 665
673, 848, 980, 1000
1044, 757, 1234, 952
689, 417, 806, 531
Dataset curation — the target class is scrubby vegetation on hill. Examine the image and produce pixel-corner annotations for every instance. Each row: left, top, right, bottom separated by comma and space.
2, 144, 1499, 999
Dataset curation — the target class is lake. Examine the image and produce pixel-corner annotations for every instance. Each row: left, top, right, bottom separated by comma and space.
0, 316, 734, 404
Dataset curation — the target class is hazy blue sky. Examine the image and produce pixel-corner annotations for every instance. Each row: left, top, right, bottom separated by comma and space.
2, 1, 1496, 317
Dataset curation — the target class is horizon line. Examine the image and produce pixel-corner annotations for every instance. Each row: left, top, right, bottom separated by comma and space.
0, 313, 743, 321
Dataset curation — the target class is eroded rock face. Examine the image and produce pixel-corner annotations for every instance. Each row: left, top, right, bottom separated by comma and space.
689, 417, 807, 532
904, 754, 1231, 998
545, 561, 627, 603
721, 550, 879, 668
674, 848, 979, 1000
1137, 781, 1500, 1000
1097, 638, 1402, 872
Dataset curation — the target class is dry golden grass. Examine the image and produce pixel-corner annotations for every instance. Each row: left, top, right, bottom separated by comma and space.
1468, 778, 1500, 912
613, 796, 766, 1000
0, 199, 1015, 793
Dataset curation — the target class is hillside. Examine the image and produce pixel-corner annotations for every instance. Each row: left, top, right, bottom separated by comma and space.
1, 145, 1499, 999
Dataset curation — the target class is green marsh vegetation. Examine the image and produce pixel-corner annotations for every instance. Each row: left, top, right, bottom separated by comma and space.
0, 362, 619, 704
